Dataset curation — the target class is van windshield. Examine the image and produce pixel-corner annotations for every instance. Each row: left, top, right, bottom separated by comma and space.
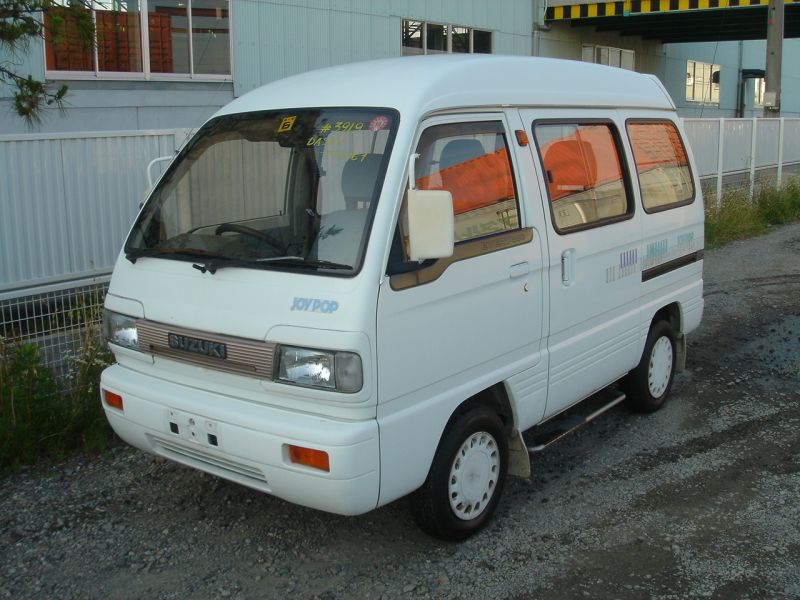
125, 108, 398, 274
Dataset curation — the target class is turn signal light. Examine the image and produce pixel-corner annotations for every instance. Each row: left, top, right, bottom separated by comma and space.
103, 389, 124, 411
287, 445, 330, 472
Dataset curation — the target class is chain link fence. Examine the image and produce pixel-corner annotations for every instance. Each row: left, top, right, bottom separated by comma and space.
0, 282, 109, 383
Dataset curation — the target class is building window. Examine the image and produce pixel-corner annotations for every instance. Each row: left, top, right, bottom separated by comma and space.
45, 0, 231, 79
754, 77, 766, 106
451, 26, 469, 53
401, 20, 492, 56
473, 30, 492, 54
402, 20, 424, 55
581, 45, 635, 71
426, 22, 447, 54
685, 60, 720, 104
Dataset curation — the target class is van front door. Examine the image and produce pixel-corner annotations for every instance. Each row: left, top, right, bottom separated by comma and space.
375, 115, 546, 504
521, 112, 643, 418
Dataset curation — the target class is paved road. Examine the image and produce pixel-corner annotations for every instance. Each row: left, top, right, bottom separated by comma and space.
1, 223, 799, 600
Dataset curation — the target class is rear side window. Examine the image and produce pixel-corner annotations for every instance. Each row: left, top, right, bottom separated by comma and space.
414, 121, 519, 243
534, 122, 632, 232
627, 121, 695, 212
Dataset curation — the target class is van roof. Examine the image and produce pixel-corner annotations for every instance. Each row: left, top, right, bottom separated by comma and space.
218, 55, 676, 118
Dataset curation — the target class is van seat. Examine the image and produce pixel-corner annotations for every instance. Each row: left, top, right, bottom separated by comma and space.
438, 139, 485, 170
341, 154, 383, 209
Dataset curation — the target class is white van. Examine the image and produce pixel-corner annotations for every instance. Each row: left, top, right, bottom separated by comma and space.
100, 55, 704, 541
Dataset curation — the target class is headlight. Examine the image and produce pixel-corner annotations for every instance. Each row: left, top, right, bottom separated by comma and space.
276, 346, 363, 393
103, 309, 139, 351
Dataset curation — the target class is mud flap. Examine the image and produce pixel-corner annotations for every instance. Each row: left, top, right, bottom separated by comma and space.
675, 332, 687, 373
507, 430, 531, 477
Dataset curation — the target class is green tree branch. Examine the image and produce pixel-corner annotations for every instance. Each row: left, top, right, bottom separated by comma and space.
0, 0, 95, 125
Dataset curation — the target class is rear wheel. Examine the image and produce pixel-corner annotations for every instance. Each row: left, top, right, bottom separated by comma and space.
624, 320, 677, 413
410, 408, 508, 541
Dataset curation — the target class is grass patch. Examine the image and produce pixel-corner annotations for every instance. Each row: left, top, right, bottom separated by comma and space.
705, 179, 800, 248
0, 325, 114, 474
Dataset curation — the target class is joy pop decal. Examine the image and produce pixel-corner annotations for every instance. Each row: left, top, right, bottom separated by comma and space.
291, 297, 340, 314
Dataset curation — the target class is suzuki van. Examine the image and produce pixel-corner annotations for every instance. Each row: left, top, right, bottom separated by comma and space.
101, 55, 704, 541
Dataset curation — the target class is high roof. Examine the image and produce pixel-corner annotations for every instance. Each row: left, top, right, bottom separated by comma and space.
216, 55, 676, 119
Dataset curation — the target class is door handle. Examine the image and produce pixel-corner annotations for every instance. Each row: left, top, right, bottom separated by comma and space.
509, 261, 530, 279
561, 249, 576, 286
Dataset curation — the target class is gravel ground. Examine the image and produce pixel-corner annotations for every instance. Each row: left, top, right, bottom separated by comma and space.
1, 223, 799, 600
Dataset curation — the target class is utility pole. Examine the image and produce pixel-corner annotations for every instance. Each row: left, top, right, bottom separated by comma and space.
764, 0, 784, 117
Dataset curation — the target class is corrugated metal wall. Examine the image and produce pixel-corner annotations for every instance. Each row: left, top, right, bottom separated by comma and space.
233, 0, 534, 97
0, 130, 186, 298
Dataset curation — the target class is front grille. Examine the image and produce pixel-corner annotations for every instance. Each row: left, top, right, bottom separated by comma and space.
153, 436, 269, 485
137, 319, 275, 378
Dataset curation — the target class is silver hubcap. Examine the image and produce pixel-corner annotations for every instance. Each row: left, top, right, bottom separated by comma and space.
448, 431, 500, 521
648, 336, 673, 398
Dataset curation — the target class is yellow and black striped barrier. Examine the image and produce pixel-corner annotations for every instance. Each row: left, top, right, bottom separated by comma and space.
546, 0, 798, 21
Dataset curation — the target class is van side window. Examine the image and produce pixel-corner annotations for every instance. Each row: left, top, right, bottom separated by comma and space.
627, 121, 695, 212
414, 121, 519, 243
534, 122, 632, 232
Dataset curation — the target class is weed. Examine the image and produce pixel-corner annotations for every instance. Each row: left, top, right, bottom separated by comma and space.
757, 179, 800, 225
0, 323, 114, 473
0, 337, 60, 470
705, 179, 800, 248
62, 324, 115, 455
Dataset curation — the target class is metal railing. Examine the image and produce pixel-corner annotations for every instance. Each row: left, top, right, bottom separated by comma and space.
0, 281, 108, 377
683, 117, 800, 205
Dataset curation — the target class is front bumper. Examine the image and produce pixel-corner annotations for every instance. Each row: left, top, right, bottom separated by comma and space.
100, 364, 380, 515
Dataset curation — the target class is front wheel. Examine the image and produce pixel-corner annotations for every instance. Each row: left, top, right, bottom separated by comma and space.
410, 408, 508, 541
624, 320, 677, 413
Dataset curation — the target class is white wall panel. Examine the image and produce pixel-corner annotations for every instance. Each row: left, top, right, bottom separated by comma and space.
307, 7, 334, 70
722, 119, 753, 172
784, 120, 800, 163
683, 118, 800, 195
755, 119, 780, 168
683, 119, 721, 177
0, 131, 182, 294
233, 1, 263, 97
233, 0, 535, 97
0, 141, 70, 285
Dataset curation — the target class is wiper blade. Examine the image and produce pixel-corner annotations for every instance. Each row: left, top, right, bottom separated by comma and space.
191, 255, 302, 274
192, 256, 353, 274
125, 247, 220, 264
264, 257, 354, 271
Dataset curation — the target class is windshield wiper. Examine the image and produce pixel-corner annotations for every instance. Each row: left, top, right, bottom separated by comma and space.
192, 255, 353, 274
261, 257, 353, 271
125, 247, 222, 264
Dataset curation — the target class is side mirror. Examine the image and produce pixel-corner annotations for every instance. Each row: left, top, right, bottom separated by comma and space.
406, 188, 454, 262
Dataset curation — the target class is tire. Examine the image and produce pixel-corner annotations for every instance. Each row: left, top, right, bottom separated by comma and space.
623, 320, 677, 414
410, 407, 508, 542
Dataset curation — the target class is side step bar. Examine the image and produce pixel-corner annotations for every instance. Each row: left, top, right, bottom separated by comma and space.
527, 391, 626, 454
